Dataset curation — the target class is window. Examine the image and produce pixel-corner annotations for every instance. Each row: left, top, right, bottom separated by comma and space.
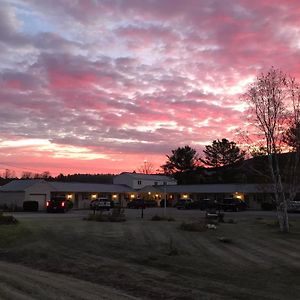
138, 180, 142, 185
154, 182, 158, 186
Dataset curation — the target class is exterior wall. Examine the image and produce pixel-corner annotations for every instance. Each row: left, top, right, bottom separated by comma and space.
113, 174, 133, 188
25, 182, 52, 211
0, 191, 25, 210
113, 173, 177, 189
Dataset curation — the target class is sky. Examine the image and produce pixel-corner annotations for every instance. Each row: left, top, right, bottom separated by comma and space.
1, 0, 300, 176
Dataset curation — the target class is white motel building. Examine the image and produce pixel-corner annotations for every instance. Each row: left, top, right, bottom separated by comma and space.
0, 172, 280, 211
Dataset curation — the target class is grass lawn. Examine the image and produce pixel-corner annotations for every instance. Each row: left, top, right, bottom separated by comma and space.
0, 210, 300, 299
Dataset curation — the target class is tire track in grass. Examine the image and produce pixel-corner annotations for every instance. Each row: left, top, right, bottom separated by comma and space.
216, 239, 273, 268
272, 238, 300, 254
237, 238, 300, 269
192, 234, 249, 267
251, 238, 300, 268
0, 261, 138, 300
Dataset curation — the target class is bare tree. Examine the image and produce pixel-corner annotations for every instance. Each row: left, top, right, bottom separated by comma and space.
21, 171, 34, 179
3, 169, 16, 179
245, 67, 300, 233
137, 160, 154, 174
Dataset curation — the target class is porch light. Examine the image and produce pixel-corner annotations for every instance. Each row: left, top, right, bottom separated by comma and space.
182, 194, 188, 199
130, 194, 135, 199
148, 192, 151, 195
67, 194, 72, 200
91, 194, 97, 199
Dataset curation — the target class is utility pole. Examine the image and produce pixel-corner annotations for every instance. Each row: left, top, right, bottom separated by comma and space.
164, 182, 167, 216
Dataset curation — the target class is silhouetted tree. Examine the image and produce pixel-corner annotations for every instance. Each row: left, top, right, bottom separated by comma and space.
284, 122, 300, 151
161, 145, 199, 174
201, 139, 245, 168
21, 171, 34, 179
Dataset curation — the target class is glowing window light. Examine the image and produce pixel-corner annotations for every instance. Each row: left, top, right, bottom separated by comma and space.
67, 194, 72, 200
112, 194, 118, 199
182, 194, 188, 199
130, 194, 135, 199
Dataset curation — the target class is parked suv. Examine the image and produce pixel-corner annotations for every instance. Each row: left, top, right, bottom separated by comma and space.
219, 198, 247, 212
175, 198, 194, 210
90, 198, 112, 211
46, 196, 71, 213
127, 199, 157, 209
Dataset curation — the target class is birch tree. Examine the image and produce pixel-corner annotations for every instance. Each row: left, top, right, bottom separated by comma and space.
245, 67, 300, 233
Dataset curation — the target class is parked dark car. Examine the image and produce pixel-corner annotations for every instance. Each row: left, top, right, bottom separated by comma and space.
127, 199, 146, 209
287, 200, 300, 213
46, 196, 72, 213
219, 198, 247, 212
127, 199, 158, 209
198, 199, 218, 211
90, 198, 113, 211
174, 198, 194, 209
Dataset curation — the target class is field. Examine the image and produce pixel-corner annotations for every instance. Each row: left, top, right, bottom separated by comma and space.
0, 208, 300, 300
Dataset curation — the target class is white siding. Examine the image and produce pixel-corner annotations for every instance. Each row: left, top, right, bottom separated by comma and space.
113, 174, 133, 188
28, 194, 47, 210
0, 191, 24, 210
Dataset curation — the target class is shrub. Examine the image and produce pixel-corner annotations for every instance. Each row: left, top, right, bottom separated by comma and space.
179, 222, 207, 232
151, 215, 175, 222
23, 201, 39, 212
0, 212, 18, 225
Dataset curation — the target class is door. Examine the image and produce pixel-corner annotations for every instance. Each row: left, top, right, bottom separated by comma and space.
29, 194, 47, 210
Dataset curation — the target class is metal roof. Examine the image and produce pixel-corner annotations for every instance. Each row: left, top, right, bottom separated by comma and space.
0, 180, 45, 191
115, 172, 176, 182
162, 184, 275, 194
48, 182, 133, 193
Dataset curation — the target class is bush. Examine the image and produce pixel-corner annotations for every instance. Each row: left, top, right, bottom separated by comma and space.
23, 201, 39, 212
151, 215, 175, 222
0, 212, 18, 225
180, 222, 206, 232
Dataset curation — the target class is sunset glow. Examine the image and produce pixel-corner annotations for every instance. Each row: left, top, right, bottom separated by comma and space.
1, 0, 300, 176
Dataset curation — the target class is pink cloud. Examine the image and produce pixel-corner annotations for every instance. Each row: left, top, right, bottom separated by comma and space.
1, 0, 300, 175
